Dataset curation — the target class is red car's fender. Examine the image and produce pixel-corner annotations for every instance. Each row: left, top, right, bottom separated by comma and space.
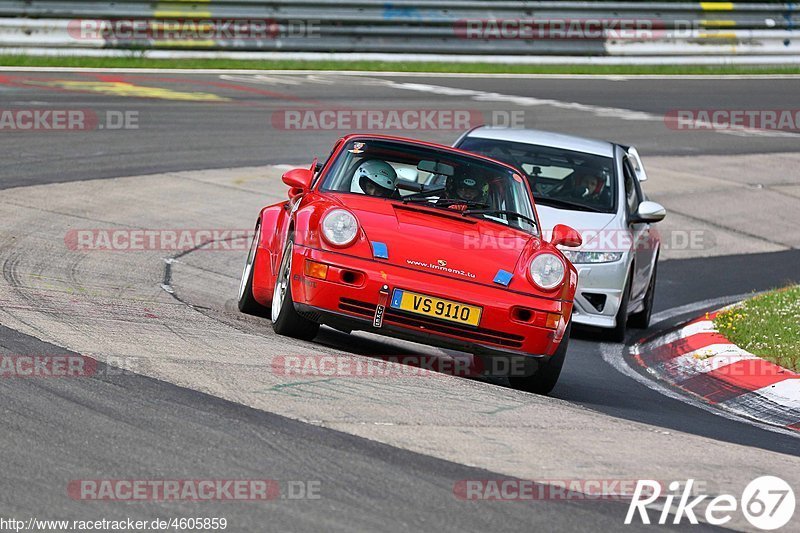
513, 240, 578, 303
290, 193, 375, 259
252, 191, 375, 306
252, 201, 290, 306
511, 239, 578, 340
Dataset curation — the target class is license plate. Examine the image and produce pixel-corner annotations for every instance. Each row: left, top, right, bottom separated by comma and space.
389, 289, 482, 327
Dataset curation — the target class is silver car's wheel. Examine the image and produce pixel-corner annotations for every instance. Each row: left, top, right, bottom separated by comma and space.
607, 272, 632, 343
630, 260, 657, 329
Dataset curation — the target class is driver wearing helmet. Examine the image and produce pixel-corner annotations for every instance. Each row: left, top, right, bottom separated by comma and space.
568, 172, 606, 201
444, 174, 489, 210
354, 159, 398, 198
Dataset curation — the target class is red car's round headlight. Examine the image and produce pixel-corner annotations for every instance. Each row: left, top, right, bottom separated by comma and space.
528, 253, 565, 290
321, 209, 359, 247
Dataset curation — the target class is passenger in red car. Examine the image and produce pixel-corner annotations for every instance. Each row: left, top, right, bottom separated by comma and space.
445, 175, 489, 211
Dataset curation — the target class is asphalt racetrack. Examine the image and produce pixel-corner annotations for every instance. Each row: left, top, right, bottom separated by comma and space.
1, 70, 799, 532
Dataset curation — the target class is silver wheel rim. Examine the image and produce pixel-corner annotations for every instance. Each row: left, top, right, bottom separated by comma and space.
238, 225, 260, 302
271, 240, 292, 322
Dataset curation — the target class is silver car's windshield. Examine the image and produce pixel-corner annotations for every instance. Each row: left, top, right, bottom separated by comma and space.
320, 139, 537, 234
457, 137, 617, 214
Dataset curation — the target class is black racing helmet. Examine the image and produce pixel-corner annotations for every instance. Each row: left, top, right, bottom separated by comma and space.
446, 174, 489, 203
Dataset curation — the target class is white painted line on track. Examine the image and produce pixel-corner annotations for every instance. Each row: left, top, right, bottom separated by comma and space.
648, 294, 757, 328
640, 320, 717, 350
3, 47, 800, 65
748, 379, 800, 409
601, 292, 800, 439
720, 379, 800, 427
1, 66, 800, 80
369, 79, 800, 139
659, 346, 756, 382
603, 342, 800, 438
7, 66, 796, 137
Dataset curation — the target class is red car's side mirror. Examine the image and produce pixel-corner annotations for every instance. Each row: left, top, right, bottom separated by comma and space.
550, 224, 582, 248
282, 168, 314, 198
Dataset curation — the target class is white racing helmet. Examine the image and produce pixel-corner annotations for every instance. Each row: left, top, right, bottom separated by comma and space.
355, 160, 398, 196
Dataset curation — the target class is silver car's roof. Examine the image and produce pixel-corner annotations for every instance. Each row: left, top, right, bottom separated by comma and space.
463, 127, 616, 158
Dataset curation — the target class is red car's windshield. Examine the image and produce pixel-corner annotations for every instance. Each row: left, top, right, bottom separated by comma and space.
320, 139, 537, 234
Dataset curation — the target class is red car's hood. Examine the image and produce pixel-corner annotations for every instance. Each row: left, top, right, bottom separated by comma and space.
331, 194, 533, 286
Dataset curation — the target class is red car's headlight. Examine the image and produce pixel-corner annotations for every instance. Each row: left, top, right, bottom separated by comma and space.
321, 209, 359, 247
528, 253, 565, 291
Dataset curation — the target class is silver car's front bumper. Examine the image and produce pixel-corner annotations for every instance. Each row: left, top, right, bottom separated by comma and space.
569, 257, 629, 329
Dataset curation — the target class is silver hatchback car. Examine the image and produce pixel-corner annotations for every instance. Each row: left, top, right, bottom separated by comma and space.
454, 127, 666, 341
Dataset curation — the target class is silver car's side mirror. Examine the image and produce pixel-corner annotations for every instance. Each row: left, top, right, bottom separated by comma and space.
627, 147, 648, 182
632, 201, 666, 223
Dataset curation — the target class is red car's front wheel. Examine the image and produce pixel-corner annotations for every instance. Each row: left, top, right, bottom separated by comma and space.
271, 235, 320, 341
508, 321, 571, 395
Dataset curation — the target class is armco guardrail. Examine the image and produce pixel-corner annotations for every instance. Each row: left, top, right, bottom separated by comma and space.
0, 2, 796, 57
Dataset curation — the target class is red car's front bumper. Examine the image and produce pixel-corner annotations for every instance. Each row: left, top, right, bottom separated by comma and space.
286, 244, 572, 360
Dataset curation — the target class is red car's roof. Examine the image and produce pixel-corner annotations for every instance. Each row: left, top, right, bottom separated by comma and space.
337, 133, 525, 177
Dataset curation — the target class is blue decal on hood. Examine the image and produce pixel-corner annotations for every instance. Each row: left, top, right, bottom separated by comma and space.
372, 241, 389, 259
493, 269, 513, 286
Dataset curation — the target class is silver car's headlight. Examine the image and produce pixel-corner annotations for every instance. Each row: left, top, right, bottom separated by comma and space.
562, 251, 624, 264
528, 253, 565, 290
321, 209, 358, 247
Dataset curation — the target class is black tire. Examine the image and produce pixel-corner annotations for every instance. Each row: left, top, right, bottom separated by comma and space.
509, 321, 571, 395
237, 223, 271, 317
606, 273, 632, 343
270, 235, 320, 341
629, 260, 657, 329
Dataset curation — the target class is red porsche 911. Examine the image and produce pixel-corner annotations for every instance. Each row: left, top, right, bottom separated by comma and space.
238, 134, 581, 394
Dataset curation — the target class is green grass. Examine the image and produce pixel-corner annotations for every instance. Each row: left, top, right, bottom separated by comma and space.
2, 54, 800, 75
714, 286, 800, 372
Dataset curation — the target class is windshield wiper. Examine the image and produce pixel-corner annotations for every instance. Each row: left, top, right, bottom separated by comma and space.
461, 209, 537, 228
401, 197, 489, 213
534, 196, 603, 213
435, 199, 489, 209
402, 187, 445, 203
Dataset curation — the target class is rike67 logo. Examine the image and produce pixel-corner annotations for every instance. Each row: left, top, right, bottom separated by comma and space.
626, 477, 795, 530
